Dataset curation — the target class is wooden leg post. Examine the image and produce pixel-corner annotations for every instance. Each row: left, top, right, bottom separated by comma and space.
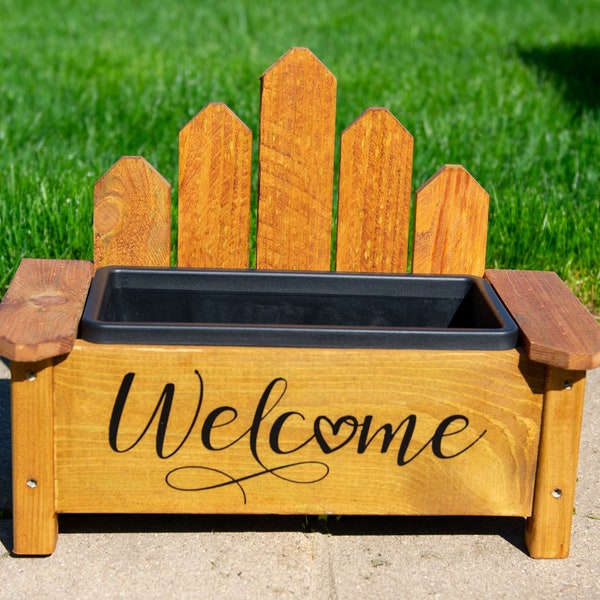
11, 359, 58, 555
525, 367, 586, 558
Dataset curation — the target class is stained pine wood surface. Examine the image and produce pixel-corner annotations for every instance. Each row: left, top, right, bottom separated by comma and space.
336, 108, 413, 273
54, 342, 545, 516
525, 367, 586, 558
486, 269, 600, 370
0, 258, 93, 362
89, 48, 491, 278
11, 359, 58, 555
178, 103, 252, 268
256, 48, 337, 271
412, 165, 489, 276
94, 156, 171, 269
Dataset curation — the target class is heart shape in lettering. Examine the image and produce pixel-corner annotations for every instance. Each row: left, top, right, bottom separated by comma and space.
314, 416, 358, 454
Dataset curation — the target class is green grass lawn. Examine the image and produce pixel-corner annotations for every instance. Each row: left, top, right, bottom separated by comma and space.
1, 0, 599, 310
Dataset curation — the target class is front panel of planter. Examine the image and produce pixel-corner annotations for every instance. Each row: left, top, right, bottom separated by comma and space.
53, 342, 545, 516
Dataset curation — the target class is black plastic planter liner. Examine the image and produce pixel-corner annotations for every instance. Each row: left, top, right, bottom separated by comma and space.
80, 267, 518, 350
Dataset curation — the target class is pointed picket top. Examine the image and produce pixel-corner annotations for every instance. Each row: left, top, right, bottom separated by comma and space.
257, 47, 337, 270
337, 107, 414, 273
259, 46, 334, 81
412, 164, 489, 276
178, 102, 252, 268
94, 156, 171, 269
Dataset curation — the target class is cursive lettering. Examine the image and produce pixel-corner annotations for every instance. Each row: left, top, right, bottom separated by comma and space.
108, 371, 486, 503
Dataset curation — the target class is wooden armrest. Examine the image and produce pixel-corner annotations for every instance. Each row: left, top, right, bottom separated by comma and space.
485, 269, 600, 370
0, 258, 93, 362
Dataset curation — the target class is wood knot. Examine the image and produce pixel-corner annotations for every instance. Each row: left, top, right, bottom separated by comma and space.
31, 294, 68, 307
95, 197, 122, 238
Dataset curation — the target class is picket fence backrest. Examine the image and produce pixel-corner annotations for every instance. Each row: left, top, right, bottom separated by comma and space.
93, 48, 489, 276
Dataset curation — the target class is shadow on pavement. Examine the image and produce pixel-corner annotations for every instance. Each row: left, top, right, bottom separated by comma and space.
1, 514, 527, 557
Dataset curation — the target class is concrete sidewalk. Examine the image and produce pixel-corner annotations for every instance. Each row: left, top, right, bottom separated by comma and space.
0, 358, 598, 599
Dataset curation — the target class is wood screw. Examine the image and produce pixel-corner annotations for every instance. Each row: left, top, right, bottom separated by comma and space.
26, 479, 37, 489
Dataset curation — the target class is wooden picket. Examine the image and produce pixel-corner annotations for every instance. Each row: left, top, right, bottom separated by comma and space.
256, 47, 337, 271
178, 102, 252, 269
337, 107, 414, 273
93, 156, 171, 269
412, 165, 489, 276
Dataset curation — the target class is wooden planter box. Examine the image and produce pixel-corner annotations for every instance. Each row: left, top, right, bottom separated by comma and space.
1, 48, 599, 558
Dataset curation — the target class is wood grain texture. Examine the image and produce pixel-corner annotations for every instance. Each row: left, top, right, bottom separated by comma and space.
178, 103, 252, 268
412, 165, 489, 276
0, 258, 93, 362
336, 108, 413, 273
54, 341, 544, 516
525, 367, 585, 558
94, 156, 171, 269
256, 48, 336, 270
11, 359, 58, 555
485, 269, 600, 370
